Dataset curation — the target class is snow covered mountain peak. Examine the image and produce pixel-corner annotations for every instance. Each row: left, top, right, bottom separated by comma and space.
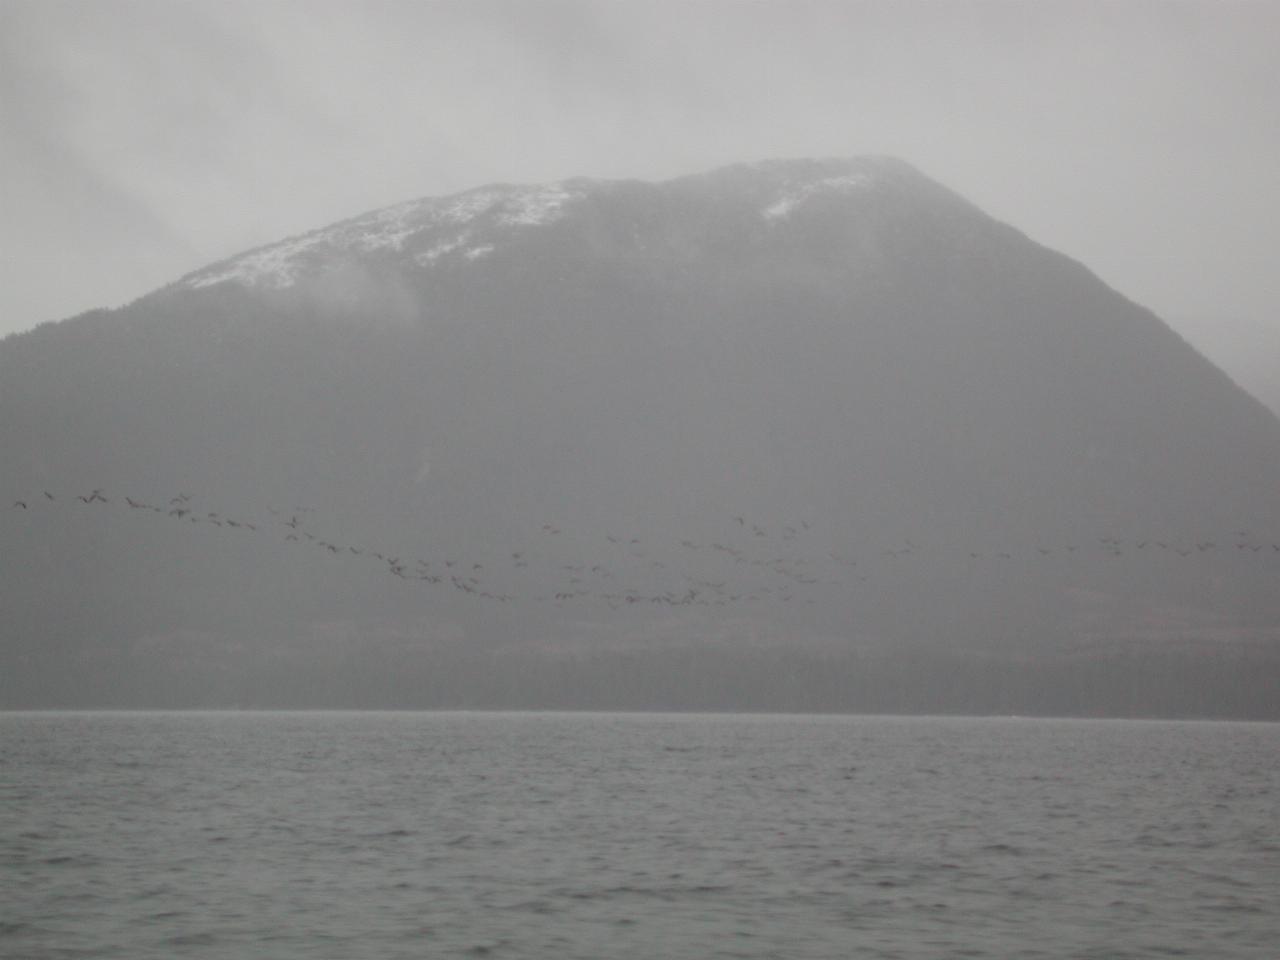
182, 180, 591, 291
178, 158, 925, 293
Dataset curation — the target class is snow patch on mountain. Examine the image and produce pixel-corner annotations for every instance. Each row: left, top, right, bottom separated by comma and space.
184, 181, 587, 291
763, 173, 873, 221
415, 237, 465, 266
496, 184, 579, 227
188, 234, 325, 290
435, 190, 504, 227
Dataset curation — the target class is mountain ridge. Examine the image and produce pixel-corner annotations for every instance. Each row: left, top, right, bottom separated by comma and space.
166, 156, 977, 293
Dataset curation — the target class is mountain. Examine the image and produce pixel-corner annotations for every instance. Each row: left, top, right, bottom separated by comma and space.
3, 157, 1279, 715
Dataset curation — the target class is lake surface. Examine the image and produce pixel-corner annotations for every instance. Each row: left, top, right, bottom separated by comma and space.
2, 711, 1277, 959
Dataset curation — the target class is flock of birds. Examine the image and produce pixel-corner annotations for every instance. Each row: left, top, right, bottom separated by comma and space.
9, 488, 1280, 609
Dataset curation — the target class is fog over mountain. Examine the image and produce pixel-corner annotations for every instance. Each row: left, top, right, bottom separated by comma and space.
3, 158, 1279, 716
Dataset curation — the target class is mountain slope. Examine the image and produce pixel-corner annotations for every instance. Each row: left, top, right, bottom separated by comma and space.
3, 158, 1279, 714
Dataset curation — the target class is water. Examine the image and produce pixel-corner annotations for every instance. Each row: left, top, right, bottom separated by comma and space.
2, 712, 1277, 959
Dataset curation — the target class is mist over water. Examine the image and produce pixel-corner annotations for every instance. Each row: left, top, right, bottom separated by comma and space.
4, 711, 1277, 959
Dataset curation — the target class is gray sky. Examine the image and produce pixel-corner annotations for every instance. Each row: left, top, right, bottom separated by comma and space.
2, 0, 1277, 394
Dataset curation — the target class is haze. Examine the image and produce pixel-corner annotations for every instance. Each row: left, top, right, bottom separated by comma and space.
1, 0, 1277, 407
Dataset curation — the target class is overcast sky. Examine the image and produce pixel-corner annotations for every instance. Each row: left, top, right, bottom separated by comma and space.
2, 0, 1277, 394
